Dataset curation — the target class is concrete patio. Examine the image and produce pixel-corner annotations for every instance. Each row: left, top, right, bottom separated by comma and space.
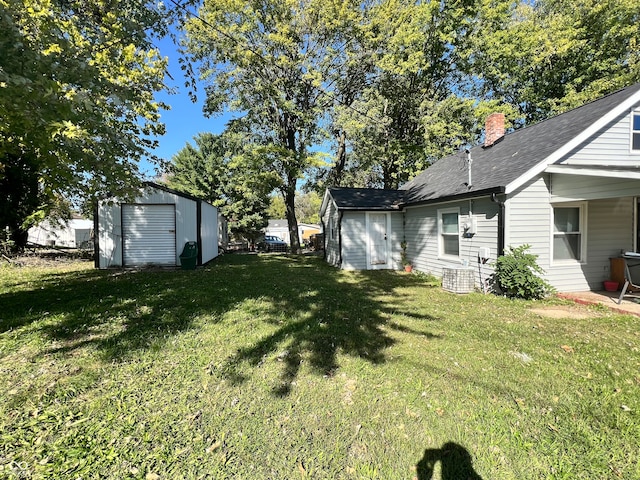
559, 289, 640, 317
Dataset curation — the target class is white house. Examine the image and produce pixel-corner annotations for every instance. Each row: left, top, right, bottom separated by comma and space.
96, 182, 223, 268
28, 216, 93, 248
265, 219, 321, 245
321, 82, 640, 293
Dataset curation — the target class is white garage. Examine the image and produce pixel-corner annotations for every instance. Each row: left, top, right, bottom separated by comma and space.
96, 182, 222, 268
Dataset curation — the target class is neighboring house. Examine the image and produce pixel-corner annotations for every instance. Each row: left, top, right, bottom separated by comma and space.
265, 219, 322, 245
321, 83, 640, 293
298, 223, 322, 244
96, 182, 224, 268
28, 215, 93, 248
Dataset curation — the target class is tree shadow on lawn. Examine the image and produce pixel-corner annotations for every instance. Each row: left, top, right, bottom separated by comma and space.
209, 255, 443, 396
1, 255, 441, 395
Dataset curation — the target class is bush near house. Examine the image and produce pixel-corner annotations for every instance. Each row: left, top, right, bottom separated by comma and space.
494, 244, 555, 299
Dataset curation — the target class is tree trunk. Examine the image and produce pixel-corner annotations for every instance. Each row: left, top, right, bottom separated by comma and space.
283, 182, 301, 254
281, 121, 302, 254
333, 130, 347, 186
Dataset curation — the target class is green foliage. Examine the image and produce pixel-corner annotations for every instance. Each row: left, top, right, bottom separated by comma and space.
494, 244, 554, 300
400, 241, 410, 266
0, 0, 170, 245
464, 0, 640, 123
184, 0, 356, 251
165, 131, 279, 241
268, 191, 321, 224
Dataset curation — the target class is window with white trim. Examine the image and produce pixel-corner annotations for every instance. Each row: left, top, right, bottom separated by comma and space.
438, 208, 460, 258
632, 112, 640, 151
553, 204, 585, 262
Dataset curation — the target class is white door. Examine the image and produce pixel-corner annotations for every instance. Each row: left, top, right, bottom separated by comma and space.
122, 204, 176, 266
367, 212, 389, 269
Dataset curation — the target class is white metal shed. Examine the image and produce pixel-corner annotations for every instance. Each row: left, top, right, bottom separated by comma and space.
95, 182, 222, 268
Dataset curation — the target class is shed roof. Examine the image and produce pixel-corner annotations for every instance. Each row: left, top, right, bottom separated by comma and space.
327, 187, 406, 211
401, 82, 640, 204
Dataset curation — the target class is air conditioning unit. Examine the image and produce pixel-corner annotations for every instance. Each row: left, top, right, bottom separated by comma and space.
442, 266, 475, 294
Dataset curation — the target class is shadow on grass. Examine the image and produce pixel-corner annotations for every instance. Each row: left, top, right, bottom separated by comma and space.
416, 442, 483, 479
1, 254, 441, 395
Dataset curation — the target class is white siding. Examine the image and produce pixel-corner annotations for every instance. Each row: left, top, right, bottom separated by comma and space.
389, 211, 404, 270
218, 213, 229, 250
505, 175, 552, 269
560, 105, 640, 166
339, 211, 403, 270
551, 174, 640, 202
549, 197, 634, 292
98, 202, 123, 268
341, 212, 367, 270
28, 219, 92, 248
200, 202, 219, 264
404, 197, 499, 289
508, 175, 637, 292
97, 186, 201, 268
322, 200, 341, 267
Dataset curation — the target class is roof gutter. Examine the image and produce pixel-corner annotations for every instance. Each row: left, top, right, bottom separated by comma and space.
400, 186, 505, 209
338, 211, 344, 268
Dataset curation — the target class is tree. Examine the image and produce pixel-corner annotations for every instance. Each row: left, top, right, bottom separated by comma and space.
0, 0, 170, 249
267, 190, 321, 224
464, 0, 640, 124
325, 0, 517, 189
183, 0, 368, 253
165, 131, 279, 243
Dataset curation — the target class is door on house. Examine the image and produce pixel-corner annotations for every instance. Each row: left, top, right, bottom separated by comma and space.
122, 204, 177, 266
367, 212, 389, 269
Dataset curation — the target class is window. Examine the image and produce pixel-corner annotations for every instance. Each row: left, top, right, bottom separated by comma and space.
438, 208, 460, 258
553, 204, 585, 262
633, 112, 640, 152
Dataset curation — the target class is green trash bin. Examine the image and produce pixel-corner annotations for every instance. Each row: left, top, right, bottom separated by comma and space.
179, 241, 198, 270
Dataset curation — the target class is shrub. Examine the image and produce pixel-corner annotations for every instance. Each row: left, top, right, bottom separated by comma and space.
493, 244, 554, 299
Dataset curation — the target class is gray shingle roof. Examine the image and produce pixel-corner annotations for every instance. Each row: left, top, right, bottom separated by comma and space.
328, 187, 405, 210
401, 83, 640, 204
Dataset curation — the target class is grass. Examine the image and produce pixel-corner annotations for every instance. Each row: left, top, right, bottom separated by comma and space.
1, 254, 639, 479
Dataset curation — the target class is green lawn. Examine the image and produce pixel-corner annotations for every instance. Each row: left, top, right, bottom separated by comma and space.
1, 254, 639, 479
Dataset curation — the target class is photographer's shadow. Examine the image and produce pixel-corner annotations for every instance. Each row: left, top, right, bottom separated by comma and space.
416, 442, 483, 480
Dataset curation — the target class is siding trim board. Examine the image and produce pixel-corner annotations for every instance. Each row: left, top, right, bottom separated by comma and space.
546, 165, 640, 179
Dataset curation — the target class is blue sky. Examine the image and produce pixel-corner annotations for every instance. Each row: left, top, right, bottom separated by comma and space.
141, 34, 236, 177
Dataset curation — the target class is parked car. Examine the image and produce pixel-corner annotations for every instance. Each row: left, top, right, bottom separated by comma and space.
258, 235, 288, 252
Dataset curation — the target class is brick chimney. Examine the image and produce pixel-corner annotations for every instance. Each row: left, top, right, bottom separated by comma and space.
484, 112, 505, 147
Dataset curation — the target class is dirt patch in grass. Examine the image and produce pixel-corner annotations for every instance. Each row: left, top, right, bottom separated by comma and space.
529, 305, 596, 319
5, 250, 92, 268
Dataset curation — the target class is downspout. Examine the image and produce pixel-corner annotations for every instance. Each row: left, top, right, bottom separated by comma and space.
466, 149, 473, 188
320, 217, 327, 261
93, 198, 99, 268
491, 193, 505, 256
338, 211, 344, 268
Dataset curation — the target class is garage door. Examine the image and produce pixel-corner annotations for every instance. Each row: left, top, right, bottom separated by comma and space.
122, 204, 176, 266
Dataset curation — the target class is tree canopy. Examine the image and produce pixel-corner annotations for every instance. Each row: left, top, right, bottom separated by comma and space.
0, 0, 170, 247
463, 0, 640, 123
165, 131, 279, 242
